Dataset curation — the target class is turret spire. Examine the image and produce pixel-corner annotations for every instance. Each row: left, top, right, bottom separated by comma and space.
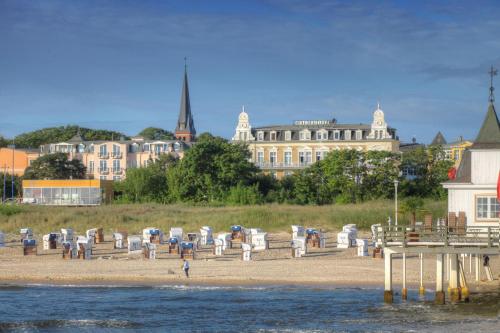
489, 65, 497, 103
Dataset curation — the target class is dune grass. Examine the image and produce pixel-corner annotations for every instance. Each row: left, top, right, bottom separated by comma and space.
0, 199, 447, 236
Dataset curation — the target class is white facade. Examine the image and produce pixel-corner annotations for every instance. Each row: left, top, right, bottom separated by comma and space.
232, 106, 255, 142
443, 103, 500, 229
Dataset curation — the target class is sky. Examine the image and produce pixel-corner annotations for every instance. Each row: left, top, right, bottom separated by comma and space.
1, 0, 500, 144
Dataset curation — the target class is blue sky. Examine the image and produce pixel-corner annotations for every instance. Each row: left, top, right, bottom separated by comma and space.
1, 0, 499, 143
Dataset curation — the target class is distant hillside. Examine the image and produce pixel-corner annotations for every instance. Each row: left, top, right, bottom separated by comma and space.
12, 126, 129, 149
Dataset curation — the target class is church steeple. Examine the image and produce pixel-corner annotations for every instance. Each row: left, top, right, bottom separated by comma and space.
175, 59, 196, 142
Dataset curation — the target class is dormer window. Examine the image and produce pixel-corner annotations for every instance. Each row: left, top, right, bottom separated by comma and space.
257, 131, 264, 141
270, 131, 277, 141
333, 130, 340, 140
344, 130, 352, 141
355, 130, 362, 140
299, 129, 311, 141
285, 131, 292, 141
316, 129, 328, 140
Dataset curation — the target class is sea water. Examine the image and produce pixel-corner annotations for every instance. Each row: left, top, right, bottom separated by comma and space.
0, 284, 498, 332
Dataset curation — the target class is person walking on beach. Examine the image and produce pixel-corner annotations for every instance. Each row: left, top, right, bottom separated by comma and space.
182, 259, 190, 278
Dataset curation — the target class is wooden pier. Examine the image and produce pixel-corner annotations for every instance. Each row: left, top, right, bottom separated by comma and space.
376, 226, 499, 304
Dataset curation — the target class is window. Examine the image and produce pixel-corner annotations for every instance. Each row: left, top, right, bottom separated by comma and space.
299, 151, 312, 165
113, 176, 122, 181
284, 151, 292, 165
257, 151, 264, 164
155, 144, 161, 154
316, 151, 322, 161
316, 130, 327, 140
143, 144, 150, 152
113, 159, 121, 172
112, 144, 121, 157
299, 130, 311, 140
99, 145, 107, 156
356, 130, 362, 140
344, 130, 351, 140
78, 144, 85, 153
270, 131, 277, 141
270, 151, 277, 165
476, 196, 500, 220
174, 142, 181, 152
99, 160, 107, 172
285, 131, 292, 141
88, 161, 94, 173
100, 176, 107, 180
257, 131, 264, 141
333, 131, 340, 140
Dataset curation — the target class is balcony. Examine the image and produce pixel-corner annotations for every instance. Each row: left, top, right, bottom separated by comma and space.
112, 152, 122, 159
112, 168, 123, 175
98, 152, 109, 159
98, 168, 109, 175
255, 162, 313, 170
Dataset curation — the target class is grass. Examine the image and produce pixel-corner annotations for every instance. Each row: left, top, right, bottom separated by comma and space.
0, 199, 447, 236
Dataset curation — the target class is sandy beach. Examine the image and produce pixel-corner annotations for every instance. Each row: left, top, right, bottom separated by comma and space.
1, 232, 498, 291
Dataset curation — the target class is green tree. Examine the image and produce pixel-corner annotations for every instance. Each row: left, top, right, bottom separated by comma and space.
167, 134, 258, 203
138, 127, 175, 140
400, 146, 453, 199
401, 197, 425, 226
0, 136, 9, 148
363, 151, 400, 200
24, 153, 86, 179
14, 125, 128, 148
0, 173, 21, 200
115, 154, 179, 203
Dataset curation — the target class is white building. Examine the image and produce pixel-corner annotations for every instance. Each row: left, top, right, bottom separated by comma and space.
443, 101, 500, 229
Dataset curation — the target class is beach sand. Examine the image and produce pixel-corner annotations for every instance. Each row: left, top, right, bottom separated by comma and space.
0, 232, 498, 291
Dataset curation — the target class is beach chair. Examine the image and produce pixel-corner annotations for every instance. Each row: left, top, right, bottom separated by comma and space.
241, 243, 252, 261
291, 225, 305, 239
200, 226, 214, 246
447, 212, 457, 232
61, 228, 74, 243
0, 231, 4, 248
457, 212, 466, 234
180, 242, 195, 260
143, 242, 156, 259
23, 239, 37, 256
424, 214, 433, 231
167, 237, 179, 254
95, 228, 104, 243
213, 239, 224, 256
291, 237, 306, 257
127, 236, 142, 254
20, 228, 33, 243
43, 233, 58, 250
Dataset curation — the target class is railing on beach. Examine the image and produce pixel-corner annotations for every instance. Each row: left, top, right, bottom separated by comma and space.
375, 226, 500, 248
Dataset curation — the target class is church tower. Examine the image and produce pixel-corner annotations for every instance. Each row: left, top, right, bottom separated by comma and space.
175, 63, 196, 142
232, 106, 255, 141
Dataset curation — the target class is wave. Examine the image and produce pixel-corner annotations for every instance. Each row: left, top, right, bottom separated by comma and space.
0, 319, 141, 330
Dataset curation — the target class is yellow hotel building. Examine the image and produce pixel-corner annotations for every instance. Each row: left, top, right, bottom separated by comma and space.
232, 104, 399, 178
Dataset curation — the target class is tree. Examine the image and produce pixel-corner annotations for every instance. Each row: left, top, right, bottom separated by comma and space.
0, 136, 9, 148
400, 197, 425, 227
399, 146, 453, 199
24, 153, 86, 179
13, 125, 128, 148
167, 134, 258, 203
138, 127, 175, 140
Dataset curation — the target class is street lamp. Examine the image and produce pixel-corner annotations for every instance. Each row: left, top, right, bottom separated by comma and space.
394, 179, 399, 226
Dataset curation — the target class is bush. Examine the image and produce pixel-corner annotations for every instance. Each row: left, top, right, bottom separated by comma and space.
0, 205, 23, 216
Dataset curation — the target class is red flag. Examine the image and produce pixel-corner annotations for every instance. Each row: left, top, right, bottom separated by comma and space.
448, 167, 456, 180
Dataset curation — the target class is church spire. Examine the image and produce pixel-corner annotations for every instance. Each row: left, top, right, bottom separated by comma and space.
175, 59, 196, 142
472, 67, 500, 148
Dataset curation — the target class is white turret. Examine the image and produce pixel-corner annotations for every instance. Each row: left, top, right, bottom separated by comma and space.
232, 106, 255, 141
367, 102, 392, 140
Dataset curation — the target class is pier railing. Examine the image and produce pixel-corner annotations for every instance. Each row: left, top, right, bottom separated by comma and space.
376, 226, 500, 248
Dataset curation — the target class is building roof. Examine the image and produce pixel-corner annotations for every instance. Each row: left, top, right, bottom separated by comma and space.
430, 131, 447, 145
446, 149, 472, 184
471, 102, 500, 149
252, 123, 373, 131
175, 69, 196, 135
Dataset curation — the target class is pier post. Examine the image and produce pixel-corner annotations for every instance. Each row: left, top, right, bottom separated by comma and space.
449, 254, 461, 302
384, 250, 393, 303
419, 253, 425, 295
402, 253, 407, 300
435, 253, 445, 305
469, 253, 472, 274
